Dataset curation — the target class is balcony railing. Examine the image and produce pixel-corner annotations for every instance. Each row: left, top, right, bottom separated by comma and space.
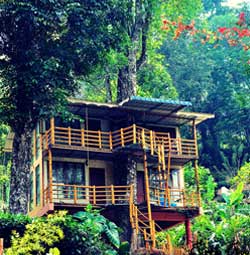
43, 183, 133, 206
150, 187, 200, 208
42, 125, 198, 158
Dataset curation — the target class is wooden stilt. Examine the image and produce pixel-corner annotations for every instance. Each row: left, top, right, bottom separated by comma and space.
48, 149, 53, 203
185, 219, 192, 250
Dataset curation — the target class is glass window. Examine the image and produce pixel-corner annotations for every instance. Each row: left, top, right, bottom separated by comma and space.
29, 173, 34, 211
52, 161, 85, 199
171, 170, 179, 188
35, 124, 40, 159
35, 166, 40, 206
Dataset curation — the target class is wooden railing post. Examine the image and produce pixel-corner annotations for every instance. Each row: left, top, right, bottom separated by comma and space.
151, 220, 156, 248
98, 130, 102, 148
133, 124, 136, 144
121, 128, 124, 147
141, 128, 145, 149
150, 130, 154, 155
109, 131, 113, 150
183, 189, 186, 207
178, 137, 182, 155
50, 118, 55, 145
48, 149, 53, 203
93, 186, 96, 205
111, 185, 115, 204
74, 185, 77, 204
68, 127, 71, 145
194, 160, 201, 207
193, 120, 198, 157
0, 238, 3, 255
81, 129, 85, 147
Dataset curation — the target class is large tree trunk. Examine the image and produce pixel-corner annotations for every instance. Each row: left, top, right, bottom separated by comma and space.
9, 125, 32, 214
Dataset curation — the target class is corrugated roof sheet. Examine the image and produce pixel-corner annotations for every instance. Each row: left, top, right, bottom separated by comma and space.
119, 96, 191, 113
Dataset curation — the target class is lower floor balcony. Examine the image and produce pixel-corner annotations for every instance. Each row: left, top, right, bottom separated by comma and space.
29, 183, 200, 217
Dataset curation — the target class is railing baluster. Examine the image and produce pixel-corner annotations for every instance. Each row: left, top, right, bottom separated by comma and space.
68, 127, 71, 145
133, 124, 136, 144
121, 128, 124, 147
111, 185, 115, 204
109, 131, 113, 150
74, 186, 77, 204
93, 186, 96, 205
81, 128, 85, 147
50, 118, 55, 145
98, 130, 102, 148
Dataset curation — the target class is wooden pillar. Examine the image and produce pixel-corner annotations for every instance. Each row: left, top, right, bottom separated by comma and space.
194, 160, 201, 207
48, 149, 53, 203
185, 219, 192, 250
143, 151, 155, 248
0, 238, 3, 255
192, 120, 198, 157
50, 118, 55, 145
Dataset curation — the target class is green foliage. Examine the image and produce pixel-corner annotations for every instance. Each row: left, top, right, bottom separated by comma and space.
166, 167, 250, 255
231, 162, 250, 186
162, 5, 250, 185
0, 0, 124, 132
0, 212, 31, 248
184, 164, 217, 203
5, 212, 65, 255
57, 205, 120, 255
3, 207, 121, 255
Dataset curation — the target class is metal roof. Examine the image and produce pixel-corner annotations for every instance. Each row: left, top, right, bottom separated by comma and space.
119, 96, 192, 114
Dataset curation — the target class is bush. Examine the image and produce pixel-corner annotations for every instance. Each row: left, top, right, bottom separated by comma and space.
5, 212, 65, 255
3, 206, 122, 255
0, 212, 31, 248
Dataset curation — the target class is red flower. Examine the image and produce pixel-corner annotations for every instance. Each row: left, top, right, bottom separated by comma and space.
237, 12, 246, 26
218, 27, 227, 34
239, 29, 250, 38
239, 12, 245, 20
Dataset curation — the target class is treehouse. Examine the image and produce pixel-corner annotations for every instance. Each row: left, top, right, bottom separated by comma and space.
11, 96, 214, 252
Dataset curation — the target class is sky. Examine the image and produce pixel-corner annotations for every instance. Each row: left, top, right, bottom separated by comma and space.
225, 0, 250, 8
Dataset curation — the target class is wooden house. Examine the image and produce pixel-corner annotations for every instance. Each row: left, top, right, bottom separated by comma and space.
26, 96, 213, 252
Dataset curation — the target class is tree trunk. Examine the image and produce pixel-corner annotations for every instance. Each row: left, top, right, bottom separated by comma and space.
105, 73, 112, 103
9, 125, 32, 214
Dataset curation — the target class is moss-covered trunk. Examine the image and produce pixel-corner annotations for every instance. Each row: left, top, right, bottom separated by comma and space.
9, 125, 32, 214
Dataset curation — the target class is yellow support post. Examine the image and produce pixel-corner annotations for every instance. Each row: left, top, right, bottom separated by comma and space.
142, 128, 145, 149
111, 185, 115, 204
133, 124, 136, 144
50, 118, 55, 145
193, 120, 198, 157
143, 152, 154, 247
68, 127, 71, 145
109, 131, 113, 150
48, 149, 53, 203
150, 130, 154, 155
162, 144, 166, 171
74, 185, 77, 204
93, 186, 96, 205
194, 160, 201, 207
121, 128, 124, 147
98, 130, 102, 148
81, 129, 85, 147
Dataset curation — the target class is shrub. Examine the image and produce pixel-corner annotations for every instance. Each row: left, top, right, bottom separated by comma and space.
5, 212, 65, 255
0, 212, 31, 248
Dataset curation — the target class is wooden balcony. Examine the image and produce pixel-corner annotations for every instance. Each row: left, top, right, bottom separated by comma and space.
150, 187, 200, 208
41, 125, 198, 159
43, 183, 133, 206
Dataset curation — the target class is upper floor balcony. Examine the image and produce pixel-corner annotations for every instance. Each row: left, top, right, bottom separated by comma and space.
41, 124, 198, 161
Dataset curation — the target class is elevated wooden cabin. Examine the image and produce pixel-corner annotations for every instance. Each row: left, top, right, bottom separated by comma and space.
25, 96, 213, 251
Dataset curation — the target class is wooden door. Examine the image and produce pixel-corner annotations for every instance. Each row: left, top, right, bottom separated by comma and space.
137, 171, 145, 204
89, 168, 106, 204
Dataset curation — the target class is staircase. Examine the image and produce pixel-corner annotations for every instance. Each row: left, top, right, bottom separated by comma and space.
130, 203, 156, 249
128, 129, 175, 252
